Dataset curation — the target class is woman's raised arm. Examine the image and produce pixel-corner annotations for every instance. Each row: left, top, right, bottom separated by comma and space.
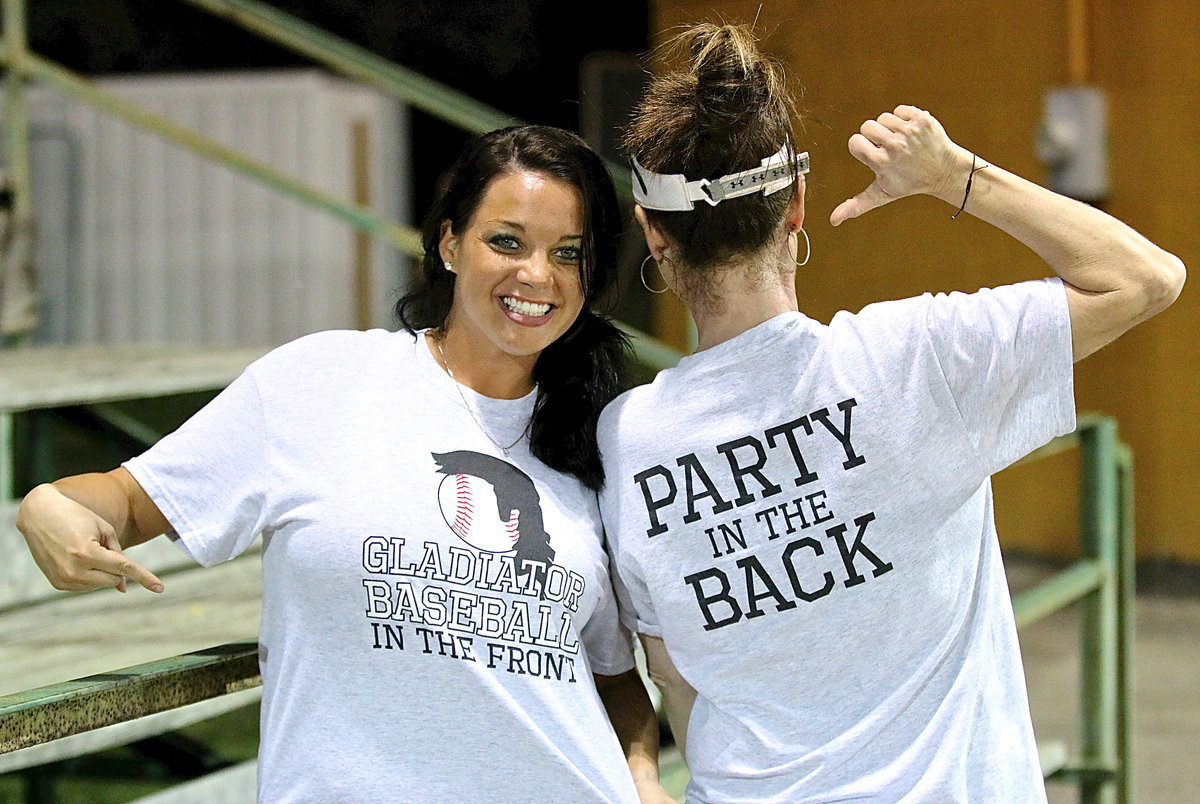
831, 105, 1186, 361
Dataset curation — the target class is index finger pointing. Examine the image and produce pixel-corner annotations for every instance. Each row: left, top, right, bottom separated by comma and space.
90, 543, 164, 593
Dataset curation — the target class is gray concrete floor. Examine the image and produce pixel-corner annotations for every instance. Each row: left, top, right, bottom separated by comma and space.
1010, 559, 1200, 803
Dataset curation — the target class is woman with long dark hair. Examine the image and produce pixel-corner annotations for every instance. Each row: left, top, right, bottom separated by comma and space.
599, 24, 1184, 803
19, 125, 672, 802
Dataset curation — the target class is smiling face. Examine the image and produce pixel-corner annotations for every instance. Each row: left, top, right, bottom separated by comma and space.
438, 170, 586, 388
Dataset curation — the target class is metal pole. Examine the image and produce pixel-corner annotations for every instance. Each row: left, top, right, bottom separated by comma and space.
1079, 418, 1120, 803
1011, 558, 1105, 628
16, 50, 423, 258
0, 411, 12, 500
1115, 444, 1135, 803
2, 0, 30, 220
2, 0, 33, 346
615, 320, 684, 372
175, 0, 634, 198
180, 0, 515, 135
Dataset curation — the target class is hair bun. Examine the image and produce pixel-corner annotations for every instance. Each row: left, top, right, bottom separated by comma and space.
624, 21, 800, 280
685, 24, 773, 121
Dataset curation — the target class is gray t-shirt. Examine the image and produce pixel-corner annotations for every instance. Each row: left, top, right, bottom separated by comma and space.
598, 279, 1074, 803
126, 329, 640, 803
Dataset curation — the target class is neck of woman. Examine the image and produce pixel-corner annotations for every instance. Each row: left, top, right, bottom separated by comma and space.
427, 329, 536, 399
690, 255, 799, 352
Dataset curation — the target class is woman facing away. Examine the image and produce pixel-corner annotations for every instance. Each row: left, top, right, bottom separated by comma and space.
597, 24, 1184, 804
18, 125, 675, 803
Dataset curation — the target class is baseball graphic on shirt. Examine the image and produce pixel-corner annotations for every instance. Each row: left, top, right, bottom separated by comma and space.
432, 451, 556, 577
437, 472, 520, 553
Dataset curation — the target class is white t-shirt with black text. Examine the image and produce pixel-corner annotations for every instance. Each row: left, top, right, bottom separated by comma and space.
599, 279, 1074, 803
127, 329, 640, 803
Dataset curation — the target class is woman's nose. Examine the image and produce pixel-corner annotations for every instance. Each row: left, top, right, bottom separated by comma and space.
517, 253, 553, 286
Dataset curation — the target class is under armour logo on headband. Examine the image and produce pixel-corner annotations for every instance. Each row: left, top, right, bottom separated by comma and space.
631, 145, 810, 212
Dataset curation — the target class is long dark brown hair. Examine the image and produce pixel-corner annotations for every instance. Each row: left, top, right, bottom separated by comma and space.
395, 125, 628, 490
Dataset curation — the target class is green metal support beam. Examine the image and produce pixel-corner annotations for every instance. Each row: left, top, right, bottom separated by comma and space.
2, 0, 33, 341
0, 45, 424, 258
179, 0, 516, 135
1048, 764, 1121, 785
0, 643, 260, 753
1079, 418, 1121, 804
85, 403, 165, 448
174, 0, 634, 198
1114, 444, 1135, 804
1012, 558, 1106, 629
617, 321, 684, 372
0, 411, 11, 499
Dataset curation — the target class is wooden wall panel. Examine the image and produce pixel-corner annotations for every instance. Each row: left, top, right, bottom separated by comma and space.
1083, 0, 1200, 560
646, 0, 1198, 561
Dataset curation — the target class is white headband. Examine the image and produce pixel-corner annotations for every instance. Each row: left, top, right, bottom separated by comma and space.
631, 144, 810, 212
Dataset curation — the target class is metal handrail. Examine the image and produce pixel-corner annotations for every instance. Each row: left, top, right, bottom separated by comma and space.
173, 0, 635, 198
178, 0, 518, 136
0, 644, 259, 754
1010, 416, 1134, 803
0, 44, 424, 257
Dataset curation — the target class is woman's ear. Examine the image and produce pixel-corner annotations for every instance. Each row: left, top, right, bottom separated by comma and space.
785, 177, 807, 232
438, 220, 458, 268
634, 205, 671, 261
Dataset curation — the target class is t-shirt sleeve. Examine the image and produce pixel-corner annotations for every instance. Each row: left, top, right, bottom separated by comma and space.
609, 548, 663, 639
596, 401, 663, 640
123, 368, 272, 567
924, 277, 1075, 476
579, 549, 637, 676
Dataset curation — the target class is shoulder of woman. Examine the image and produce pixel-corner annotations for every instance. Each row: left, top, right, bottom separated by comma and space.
249, 329, 402, 378
597, 387, 643, 437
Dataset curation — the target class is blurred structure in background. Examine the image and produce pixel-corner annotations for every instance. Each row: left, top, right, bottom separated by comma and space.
17, 70, 407, 345
4, 0, 651, 348
0, 170, 40, 340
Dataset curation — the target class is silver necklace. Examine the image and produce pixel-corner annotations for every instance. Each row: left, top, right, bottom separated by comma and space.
434, 332, 532, 456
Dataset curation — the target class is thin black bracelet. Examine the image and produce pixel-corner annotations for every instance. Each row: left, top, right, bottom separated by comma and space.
951, 154, 989, 219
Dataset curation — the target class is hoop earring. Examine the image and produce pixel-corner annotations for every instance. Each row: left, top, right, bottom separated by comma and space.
639, 254, 669, 294
795, 228, 811, 267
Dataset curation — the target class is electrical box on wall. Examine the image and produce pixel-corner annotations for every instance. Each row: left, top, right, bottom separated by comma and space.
1036, 86, 1109, 202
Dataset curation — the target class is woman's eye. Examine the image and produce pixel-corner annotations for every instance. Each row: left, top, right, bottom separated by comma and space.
555, 246, 582, 263
489, 234, 520, 251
